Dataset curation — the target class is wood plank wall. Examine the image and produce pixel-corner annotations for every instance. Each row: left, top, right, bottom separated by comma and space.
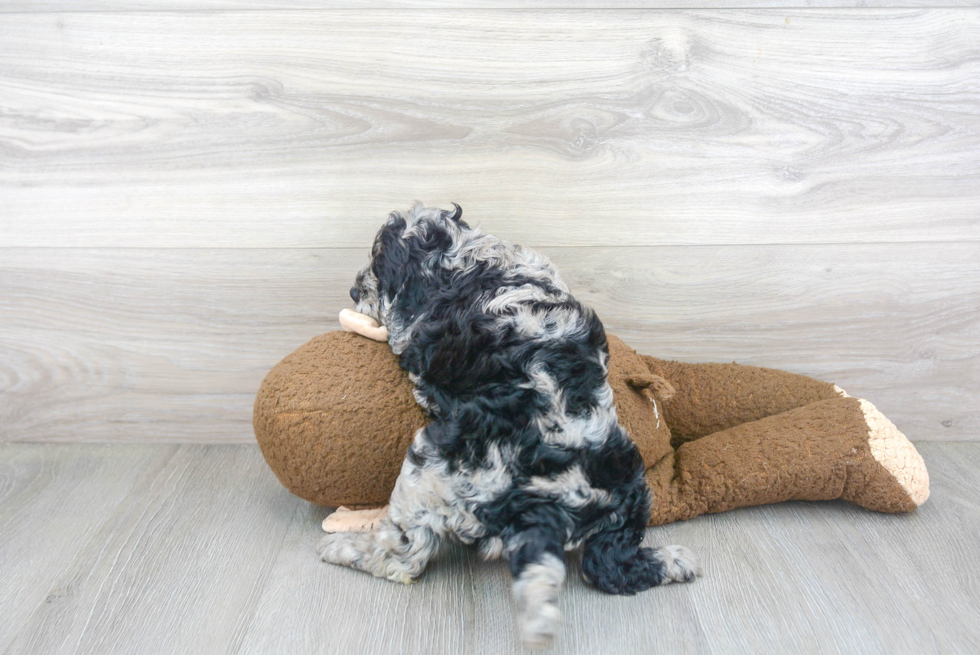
1, 5, 978, 443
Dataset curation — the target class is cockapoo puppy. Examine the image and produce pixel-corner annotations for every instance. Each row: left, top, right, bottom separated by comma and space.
318, 204, 699, 649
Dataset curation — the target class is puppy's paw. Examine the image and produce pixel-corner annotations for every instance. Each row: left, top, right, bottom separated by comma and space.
316, 532, 341, 562
656, 544, 701, 583
521, 603, 561, 651
317, 532, 363, 568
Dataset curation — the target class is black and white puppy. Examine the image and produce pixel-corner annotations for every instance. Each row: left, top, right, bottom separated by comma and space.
318, 204, 699, 649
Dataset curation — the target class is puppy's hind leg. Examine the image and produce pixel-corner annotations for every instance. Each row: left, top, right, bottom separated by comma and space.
316, 514, 439, 584
581, 483, 700, 595
318, 445, 444, 584
508, 527, 567, 651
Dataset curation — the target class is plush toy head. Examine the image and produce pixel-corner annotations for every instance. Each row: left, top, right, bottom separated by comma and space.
254, 331, 426, 508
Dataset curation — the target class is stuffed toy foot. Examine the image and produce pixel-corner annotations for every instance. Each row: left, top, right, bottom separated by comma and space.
322, 506, 389, 533
254, 323, 929, 527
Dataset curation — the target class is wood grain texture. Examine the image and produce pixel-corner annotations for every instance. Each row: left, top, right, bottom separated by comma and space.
788, 443, 980, 653
1, 443, 978, 654
676, 442, 980, 654
4, 0, 979, 10
1, 243, 976, 443
1, 10, 978, 247
2, 445, 300, 655
0, 445, 160, 653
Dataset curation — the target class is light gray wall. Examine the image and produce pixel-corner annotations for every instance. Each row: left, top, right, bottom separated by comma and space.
1, 5, 977, 442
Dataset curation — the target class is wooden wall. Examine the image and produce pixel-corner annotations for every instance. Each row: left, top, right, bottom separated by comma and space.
1, 4, 977, 442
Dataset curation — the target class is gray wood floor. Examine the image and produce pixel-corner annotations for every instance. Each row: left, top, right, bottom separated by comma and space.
1, 442, 978, 655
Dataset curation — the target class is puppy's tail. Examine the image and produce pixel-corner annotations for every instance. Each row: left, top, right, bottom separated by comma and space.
580, 520, 700, 595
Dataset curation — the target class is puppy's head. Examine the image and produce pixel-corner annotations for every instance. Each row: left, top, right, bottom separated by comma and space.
350, 203, 468, 330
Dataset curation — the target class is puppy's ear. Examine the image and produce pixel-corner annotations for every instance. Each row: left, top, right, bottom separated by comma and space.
372, 215, 431, 322
372, 216, 412, 299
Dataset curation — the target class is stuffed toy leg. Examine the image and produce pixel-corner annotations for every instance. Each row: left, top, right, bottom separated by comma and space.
253, 319, 928, 529
641, 357, 929, 525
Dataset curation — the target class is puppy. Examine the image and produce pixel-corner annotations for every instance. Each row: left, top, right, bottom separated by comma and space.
318, 204, 699, 649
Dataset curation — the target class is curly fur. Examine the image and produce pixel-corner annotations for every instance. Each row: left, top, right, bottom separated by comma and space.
319, 203, 699, 649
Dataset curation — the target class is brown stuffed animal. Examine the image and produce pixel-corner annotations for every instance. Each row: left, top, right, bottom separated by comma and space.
253, 320, 929, 528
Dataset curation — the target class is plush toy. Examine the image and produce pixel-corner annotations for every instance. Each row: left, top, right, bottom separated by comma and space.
253, 311, 929, 529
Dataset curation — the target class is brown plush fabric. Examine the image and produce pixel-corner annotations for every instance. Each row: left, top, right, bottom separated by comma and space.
605, 336, 673, 470
254, 332, 672, 507
254, 331, 929, 522
644, 397, 919, 526
642, 356, 842, 446
254, 332, 426, 507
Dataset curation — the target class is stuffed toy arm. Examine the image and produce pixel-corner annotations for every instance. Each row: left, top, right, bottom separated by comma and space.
323, 312, 388, 532
339, 308, 389, 342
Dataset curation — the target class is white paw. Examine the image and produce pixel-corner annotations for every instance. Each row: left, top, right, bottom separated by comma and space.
317, 532, 363, 569
660, 545, 701, 583
522, 603, 561, 651
316, 532, 343, 563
